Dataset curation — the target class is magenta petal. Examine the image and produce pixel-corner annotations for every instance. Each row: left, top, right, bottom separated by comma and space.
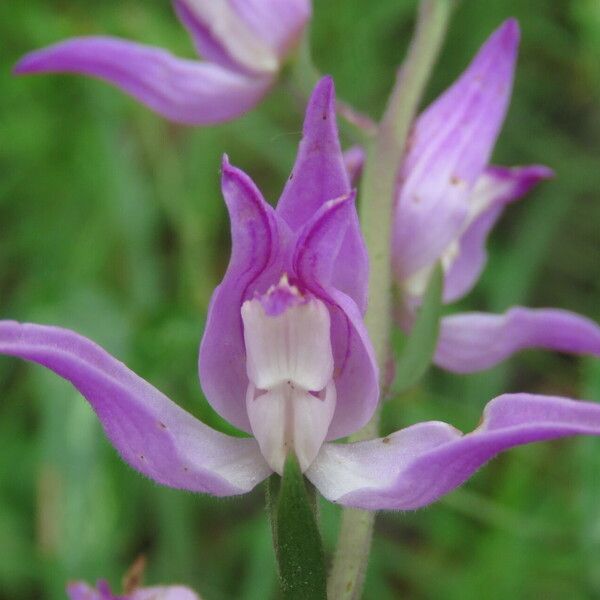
199, 158, 287, 432
294, 196, 379, 439
444, 164, 554, 302
67, 582, 103, 600
277, 77, 368, 312
308, 394, 600, 510
67, 580, 200, 600
131, 585, 200, 600
0, 322, 271, 495
293, 192, 356, 288
172, 0, 243, 72
435, 307, 600, 373
277, 76, 349, 232
14, 37, 272, 125
393, 19, 520, 281
228, 0, 311, 58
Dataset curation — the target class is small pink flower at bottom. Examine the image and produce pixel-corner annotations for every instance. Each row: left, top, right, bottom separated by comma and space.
67, 579, 199, 600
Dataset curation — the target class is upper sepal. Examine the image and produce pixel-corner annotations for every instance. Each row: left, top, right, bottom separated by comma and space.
277, 76, 369, 311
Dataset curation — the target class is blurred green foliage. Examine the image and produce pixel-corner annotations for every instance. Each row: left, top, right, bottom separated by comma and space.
1, 0, 600, 598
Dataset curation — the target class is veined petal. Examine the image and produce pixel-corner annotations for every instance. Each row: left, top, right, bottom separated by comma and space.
199, 158, 287, 432
172, 0, 244, 72
293, 196, 380, 438
14, 37, 272, 125
293, 193, 355, 288
444, 164, 554, 302
307, 394, 600, 510
0, 322, 271, 496
435, 307, 600, 373
228, 0, 311, 59
172, 0, 279, 74
393, 19, 520, 281
277, 77, 368, 312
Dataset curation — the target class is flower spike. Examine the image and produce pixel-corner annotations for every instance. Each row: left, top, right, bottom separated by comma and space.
391, 19, 600, 372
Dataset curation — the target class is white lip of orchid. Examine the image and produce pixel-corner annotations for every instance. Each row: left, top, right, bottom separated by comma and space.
186, 0, 279, 74
403, 171, 515, 299
241, 281, 336, 474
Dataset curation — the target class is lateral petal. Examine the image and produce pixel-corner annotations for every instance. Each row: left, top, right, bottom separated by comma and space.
307, 394, 600, 510
14, 37, 272, 125
199, 157, 287, 432
278, 77, 368, 311
0, 322, 271, 496
393, 19, 520, 281
444, 164, 553, 302
293, 196, 380, 438
434, 307, 600, 373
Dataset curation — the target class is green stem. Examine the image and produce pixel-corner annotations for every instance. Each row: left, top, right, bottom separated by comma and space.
327, 2, 451, 598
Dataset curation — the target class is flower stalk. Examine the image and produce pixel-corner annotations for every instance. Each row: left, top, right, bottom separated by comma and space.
328, 2, 452, 598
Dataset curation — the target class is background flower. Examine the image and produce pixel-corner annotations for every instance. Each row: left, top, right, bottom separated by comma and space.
14, 0, 310, 124
392, 20, 600, 373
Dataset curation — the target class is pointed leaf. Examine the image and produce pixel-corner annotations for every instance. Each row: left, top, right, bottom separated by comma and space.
272, 455, 326, 600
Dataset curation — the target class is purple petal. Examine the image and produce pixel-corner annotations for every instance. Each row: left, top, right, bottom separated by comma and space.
444, 164, 554, 302
171, 0, 279, 74
14, 37, 272, 125
292, 192, 356, 287
308, 393, 600, 510
131, 586, 200, 600
67, 580, 200, 600
172, 0, 243, 72
343, 145, 365, 185
434, 307, 600, 373
199, 158, 288, 432
393, 19, 520, 282
0, 321, 271, 496
228, 0, 311, 58
277, 77, 368, 312
67, 582, 104, 600
293, 197, 379, 439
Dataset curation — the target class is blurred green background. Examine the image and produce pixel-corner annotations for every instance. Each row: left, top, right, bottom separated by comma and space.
1, 0, 600, 598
